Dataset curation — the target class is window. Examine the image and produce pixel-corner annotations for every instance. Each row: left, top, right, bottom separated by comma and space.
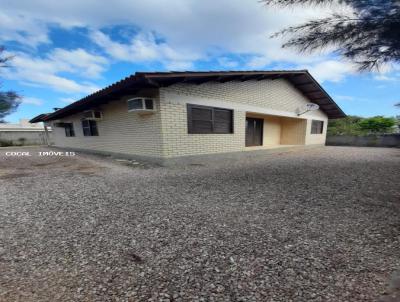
311, 120, 324, 134
127, 98, 155, 111
144, 99, 154, 110
127, 98, 143, 110
82, 120, 99, 136
64, 123, 75, 137
187, 104, 233, 134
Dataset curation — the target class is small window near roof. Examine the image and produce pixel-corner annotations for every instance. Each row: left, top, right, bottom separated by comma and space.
64, 123, 75, 137
311, 120, 324, 134
82, 120, 99, 136
144, 98, 154, 110
127, 99, 143, 111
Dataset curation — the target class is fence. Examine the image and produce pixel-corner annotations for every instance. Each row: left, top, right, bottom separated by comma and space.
326, 133, 400, 148
0, 131, 53, 146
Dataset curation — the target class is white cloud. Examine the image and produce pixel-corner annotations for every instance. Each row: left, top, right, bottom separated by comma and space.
0, 0, 356, 80
21, 97, 44, 105
48, 48, 108, 78
0, 12, 49, 47
305, 60, 357, 83
370, 63, 400, 82
3, 49, 105, 94
90, 30, 198, 70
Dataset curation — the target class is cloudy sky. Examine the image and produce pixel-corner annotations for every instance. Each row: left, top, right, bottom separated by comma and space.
1, 0, 399, 122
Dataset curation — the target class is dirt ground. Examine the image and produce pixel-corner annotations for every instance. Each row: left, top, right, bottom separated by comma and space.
0, 146, 399, 302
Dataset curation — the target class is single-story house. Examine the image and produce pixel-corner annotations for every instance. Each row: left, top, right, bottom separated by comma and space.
0, 119, 52, 146
30, 70, 345, 162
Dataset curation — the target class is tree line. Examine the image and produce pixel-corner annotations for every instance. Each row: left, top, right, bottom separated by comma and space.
328, 115, 398, 136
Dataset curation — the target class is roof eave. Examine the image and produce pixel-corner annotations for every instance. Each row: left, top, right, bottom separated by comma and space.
40, 70, 346, 121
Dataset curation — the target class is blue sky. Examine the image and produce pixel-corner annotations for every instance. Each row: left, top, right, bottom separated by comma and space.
1, 0, 399, 123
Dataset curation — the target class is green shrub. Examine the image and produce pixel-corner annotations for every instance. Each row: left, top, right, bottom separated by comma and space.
358, 116, 396, 134
0, 139, 14, 147
328, 116, 397, 136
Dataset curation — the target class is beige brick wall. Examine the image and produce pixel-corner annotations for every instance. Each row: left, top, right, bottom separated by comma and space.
51, 78, 328, 159
305, 118, 328, 145
159, 79, 328, 157
159, 101, 246, 158
51, 96, 163, 157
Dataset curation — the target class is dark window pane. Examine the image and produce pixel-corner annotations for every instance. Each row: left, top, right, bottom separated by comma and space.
82, 120, 92, 136
192, 120, 213, 133
65, 123, 75, 137
214, 121, 231, 133
214, 109, 231, 122
187, 104, 233, 134
145, 99, 154, 110
83, 128, 90, 136
192, 107, 212, 120
311, 120, 323, 134
90, 120, 98, 136
128, 99, 143, 110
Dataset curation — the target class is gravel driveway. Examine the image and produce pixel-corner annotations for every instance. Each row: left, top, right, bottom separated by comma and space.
1, 146, 399, 302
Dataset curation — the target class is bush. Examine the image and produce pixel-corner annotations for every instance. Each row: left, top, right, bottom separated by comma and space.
358, 116, 396, 134
0, 139, 14, 147
328, 116, 397, 136
328, 116, 364, 136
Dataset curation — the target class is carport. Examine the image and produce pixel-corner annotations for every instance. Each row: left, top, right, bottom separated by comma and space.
245, 112, 307, 148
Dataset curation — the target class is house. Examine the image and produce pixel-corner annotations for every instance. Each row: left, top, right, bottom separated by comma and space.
30, 70, 345, 163
0, 119, 52, 146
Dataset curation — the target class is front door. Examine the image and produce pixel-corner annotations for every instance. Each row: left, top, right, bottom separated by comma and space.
246, 117, 263, 147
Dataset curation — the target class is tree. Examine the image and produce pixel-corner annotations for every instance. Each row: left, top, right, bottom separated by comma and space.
262, 0, 400, 70
358, 116, 396, 133
328, 115, 397, 135
0, 46, 20, 123
327, 115, 364, 135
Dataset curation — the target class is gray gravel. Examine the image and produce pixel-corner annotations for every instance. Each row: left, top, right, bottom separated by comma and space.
0, 146, 399, 302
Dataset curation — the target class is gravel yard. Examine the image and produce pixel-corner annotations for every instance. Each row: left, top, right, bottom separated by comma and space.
0, 146, 399, 302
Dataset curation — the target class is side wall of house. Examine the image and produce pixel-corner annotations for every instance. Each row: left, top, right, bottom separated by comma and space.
305, 118, 328, 145
50, 97, 164, 158
159, 79, 328, 158
49, 78, 329, 159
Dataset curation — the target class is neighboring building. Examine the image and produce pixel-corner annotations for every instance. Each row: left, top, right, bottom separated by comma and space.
30, 71, 345, 162
0, 119, 52, 146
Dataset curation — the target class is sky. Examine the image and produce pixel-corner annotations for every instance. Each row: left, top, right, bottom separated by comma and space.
1, 0, 399, 123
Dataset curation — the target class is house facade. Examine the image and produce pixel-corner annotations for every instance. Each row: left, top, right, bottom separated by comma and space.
30, 71, 345, 162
